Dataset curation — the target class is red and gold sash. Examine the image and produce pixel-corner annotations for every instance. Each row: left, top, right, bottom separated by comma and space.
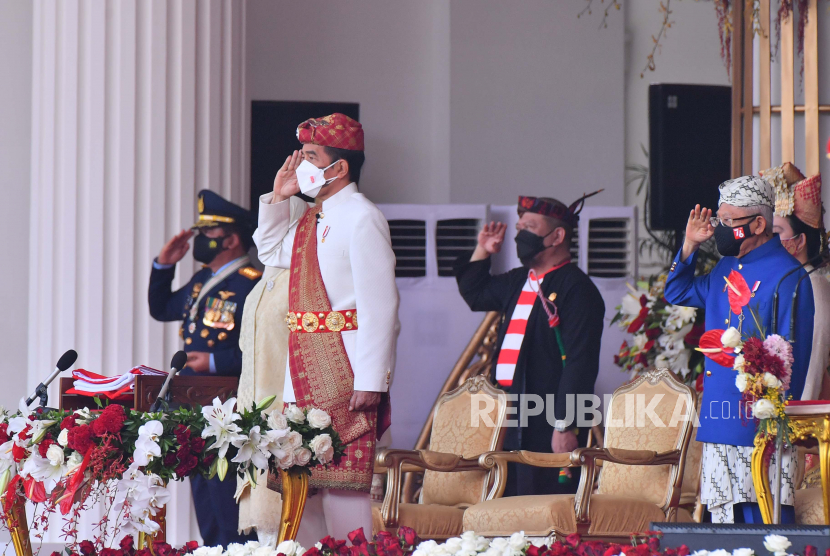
288, 205, 374, 445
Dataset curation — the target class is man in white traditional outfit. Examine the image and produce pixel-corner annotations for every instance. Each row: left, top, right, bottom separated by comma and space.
253, 113, 399, 539
665, 175, 814, 524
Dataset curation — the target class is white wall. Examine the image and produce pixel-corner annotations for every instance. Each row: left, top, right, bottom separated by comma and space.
247, 0, 625, 207
248, 0, 452, 204
449, 0, 625, 206
0, 0, 33, 410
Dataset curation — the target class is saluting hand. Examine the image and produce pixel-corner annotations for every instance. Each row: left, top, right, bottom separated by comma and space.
682, 204, 715, 261
471, 221, 507, 262
272, 150, 302, 202
158, 229, 194, 265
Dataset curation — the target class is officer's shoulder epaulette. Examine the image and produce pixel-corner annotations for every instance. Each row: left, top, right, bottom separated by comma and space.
239, 267, 262, 280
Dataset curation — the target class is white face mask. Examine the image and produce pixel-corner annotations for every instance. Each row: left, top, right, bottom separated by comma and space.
295, 159, 339, 198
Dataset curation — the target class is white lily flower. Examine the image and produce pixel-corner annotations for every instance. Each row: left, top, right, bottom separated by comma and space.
21, 452, 66, 492
202, 397, 246, 458
232, 426, 269, 470
8, 399, 33, 435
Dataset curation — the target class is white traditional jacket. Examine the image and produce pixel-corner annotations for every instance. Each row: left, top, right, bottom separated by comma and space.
253, 183, 400, 402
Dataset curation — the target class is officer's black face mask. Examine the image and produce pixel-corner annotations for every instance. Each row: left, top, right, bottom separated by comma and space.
714, 222, 752, 257
193, 233, 229, 264
515, 229, 554, 266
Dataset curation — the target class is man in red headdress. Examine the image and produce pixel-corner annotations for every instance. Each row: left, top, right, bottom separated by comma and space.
253, 114, 398, 539
454, 194, 605, 496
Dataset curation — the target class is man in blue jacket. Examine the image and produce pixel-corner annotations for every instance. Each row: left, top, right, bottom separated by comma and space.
148, 189, 261, 546
665, 175, 814, 524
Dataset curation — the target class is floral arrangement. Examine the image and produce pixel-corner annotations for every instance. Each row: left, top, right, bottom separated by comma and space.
50, 529, 826, 556
700, 323, 794, 442
612, 275, 705, 387
0, 396, 342, 549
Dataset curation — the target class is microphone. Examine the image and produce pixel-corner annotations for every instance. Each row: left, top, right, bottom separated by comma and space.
150, 351, 187, 412
26, 349, 78, 407
771, 255, 821, 335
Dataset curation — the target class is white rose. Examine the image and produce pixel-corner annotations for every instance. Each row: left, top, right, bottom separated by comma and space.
294, 447, 312, 466
709, 551, 730, 556
762, 372, 782, 389
416, 541, 439, 554
193, 547, 211, 556
57, 429, 69, 447
285, 405, 305, 424
306, 408, 332, 430
721, 327, 742, 348
309, 434, 334, 464
275, 541, 304, 556
507, 532, 527, 551
633, 333, 648, 351
489, 539, 508, 552
735, 373, 749, 393
763, 535, 791, 555
732, 549, 754, 556
206, 548, 224, 556
733, 354, 746, 371
443, 539, 462, 554
66, 451, 83, 472
225, 544, 246, 556
244, 541, 262, 552
267, 412, 288, 431
253, 547, 275, 556
753, 399, 777, 420
46, 444, 65, 466
277, 449, 295, 469
690, 551, 709, 556
287, 431, 303, 450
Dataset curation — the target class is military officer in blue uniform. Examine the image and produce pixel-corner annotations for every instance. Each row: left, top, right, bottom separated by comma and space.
148, 189, 261, 546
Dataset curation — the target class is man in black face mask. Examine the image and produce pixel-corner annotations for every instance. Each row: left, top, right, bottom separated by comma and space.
665, 175, 815, 524
454, 193, 605, 497
148, 189, 261, 547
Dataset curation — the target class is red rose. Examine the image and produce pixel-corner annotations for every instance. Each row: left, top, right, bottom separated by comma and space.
302, 548, 323, 556
67, 425, 94, 455
604, 546, 622, 556
684, 324, 704, 347
677, 545, 690, 556
184, 542, 199, 553
397, 526, 418, 547
321, 536, 346, 551
645, 328, 661, 340
527, 547, 540, 556
164, 453, 178, 466
153, 543, 173, 556
61, 415, 78, 430
100, 548, 119, 556
189, 437, 205, 453
120, 535, 135, 552
92, 404, 126, 437
135, 550, 153, 556
38, 438, 55, 458
79, 540, 96, 556
348, 528, 367, 547
565, 534, 581, 547
635, 353, 648, 366
647, 538, 660, 551
0, 423, 9, 444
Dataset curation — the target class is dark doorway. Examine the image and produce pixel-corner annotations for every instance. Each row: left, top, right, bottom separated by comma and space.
250, 101, 360, 216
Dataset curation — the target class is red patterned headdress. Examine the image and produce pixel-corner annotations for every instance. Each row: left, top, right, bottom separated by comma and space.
296, 113, 364, 151
517, 190, 604, 228
762, 162, 823, 229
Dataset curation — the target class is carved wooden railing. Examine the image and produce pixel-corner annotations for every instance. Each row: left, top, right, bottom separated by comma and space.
731, 0, 825, 176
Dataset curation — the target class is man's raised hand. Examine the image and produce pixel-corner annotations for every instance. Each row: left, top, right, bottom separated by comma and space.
158, 229, 194, 265
272, 150, 302, 202
681, 205, 715, 260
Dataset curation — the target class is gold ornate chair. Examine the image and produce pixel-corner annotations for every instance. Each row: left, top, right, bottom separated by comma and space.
463, 368, 697, 541
373, 375, 508, 540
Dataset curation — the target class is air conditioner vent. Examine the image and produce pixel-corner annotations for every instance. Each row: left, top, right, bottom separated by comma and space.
586, 218, 631, 278
436, 218, 480, 277
570, 229, 579, 265
388, 219, 426, 278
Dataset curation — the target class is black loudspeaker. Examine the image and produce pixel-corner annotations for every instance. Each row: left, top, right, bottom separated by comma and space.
250, 101, 359, 217
649, 84, 732, 231
651, 523, 830, 552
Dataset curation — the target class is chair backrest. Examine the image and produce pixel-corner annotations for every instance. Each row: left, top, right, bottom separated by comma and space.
420, 376, 507, 507
596, 368, 695, 510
